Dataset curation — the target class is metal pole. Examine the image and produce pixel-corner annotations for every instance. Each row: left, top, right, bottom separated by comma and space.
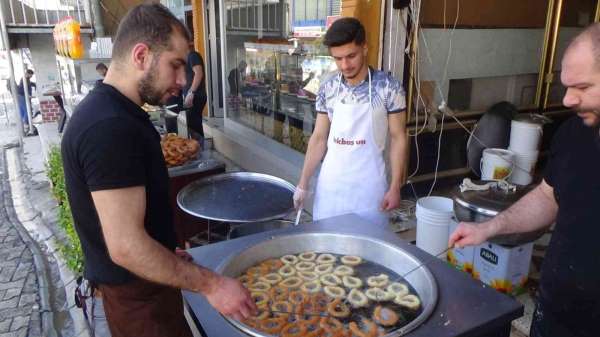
33, 0, 39, 24
20, 49, 34, 132
89, 0, 105, 36
0, 1, 24, 145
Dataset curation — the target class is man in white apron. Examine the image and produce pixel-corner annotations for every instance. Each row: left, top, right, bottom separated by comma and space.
293, 18, 407, 226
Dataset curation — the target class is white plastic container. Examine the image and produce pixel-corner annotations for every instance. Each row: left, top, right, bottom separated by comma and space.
473, 241, 533, 296
508, 149, 539, 185
447, 219, 476, 275
509, 119, 543, 152
416, 196, 454, 259
480, 148, 514, 181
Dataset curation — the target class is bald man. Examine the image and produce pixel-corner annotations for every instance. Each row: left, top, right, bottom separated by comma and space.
449, 24, 600, 337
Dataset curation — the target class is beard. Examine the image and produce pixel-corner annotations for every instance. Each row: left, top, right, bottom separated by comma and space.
138, 56, 165, 106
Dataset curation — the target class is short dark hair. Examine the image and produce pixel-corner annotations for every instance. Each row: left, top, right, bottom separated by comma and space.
26, 69, 34, 75
323, 17, 366, 47
95, 63, 107, 71
112, 3, 191, 61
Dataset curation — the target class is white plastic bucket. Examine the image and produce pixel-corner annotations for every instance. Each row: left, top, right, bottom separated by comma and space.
509, 120, 543, 152
480, 148, 514, 181
508, 149, 539, 185
416, 196, 454, 258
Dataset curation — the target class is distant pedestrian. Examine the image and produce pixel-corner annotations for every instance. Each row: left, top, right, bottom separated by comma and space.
17, 69, 36, 128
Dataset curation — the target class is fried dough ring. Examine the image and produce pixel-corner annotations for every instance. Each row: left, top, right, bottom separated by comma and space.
260, 317, 287, 335
342, 275, 363, 289
260, 258, 284, 272
394, 294, 421, 310
365, 287, 393, 302
341, 255, 363, 266
281, 255, 299, 264
280, 276, 303, 288
250, 291, 269, 307
347, 289, 369, 308
320, 274, 342, 286
327, 298, 351, 318
386, 282, 409, 297
299, 251, 317, 261
314, 264, 334, 275
248, 281, 271, 292
300, 280, 322, 293
323, 286, 346, 299
246, 265, 268, 276
271, 300, 293, 318
349, 318, 378, 337
319, 317, 344, 332
298, 271, 319, 282
333, 265, 354, 277
280, 322, 308, 337
289, 290, 308, 305
373, 305, 399, 326
250, 305, 271, 320
366, 273, 389, 288
316, 253, 337, 264
269, 286, 289, 301
311, 292, 331, 312
295, 261, 316, 272
237, 274, 254, 286
278, 265, 297, 277
259, 273, 283, 285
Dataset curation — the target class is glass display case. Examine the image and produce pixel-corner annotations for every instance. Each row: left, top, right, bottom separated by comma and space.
227, 41, 335, 153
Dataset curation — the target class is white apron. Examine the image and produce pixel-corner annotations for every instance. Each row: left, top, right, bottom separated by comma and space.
313, 71, 388, 226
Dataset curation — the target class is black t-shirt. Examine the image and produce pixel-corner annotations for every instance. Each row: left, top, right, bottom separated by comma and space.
61, 83, 176, 285
541, 116, 600, 333
184, 51, 205, 95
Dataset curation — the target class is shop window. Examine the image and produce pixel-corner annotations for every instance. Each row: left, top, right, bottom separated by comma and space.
223, 0, 338, 153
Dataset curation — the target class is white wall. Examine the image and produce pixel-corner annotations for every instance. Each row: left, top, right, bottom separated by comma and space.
419, 27, 581, 106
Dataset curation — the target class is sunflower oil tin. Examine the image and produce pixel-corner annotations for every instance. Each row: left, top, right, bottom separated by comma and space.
473, 241, 533, 296
447, 219, 475, 275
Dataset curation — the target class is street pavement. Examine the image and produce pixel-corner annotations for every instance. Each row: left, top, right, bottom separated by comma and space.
0, 110, 87, 337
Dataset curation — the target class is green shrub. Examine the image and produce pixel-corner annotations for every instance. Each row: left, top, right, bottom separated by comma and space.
46, 145, 83, 274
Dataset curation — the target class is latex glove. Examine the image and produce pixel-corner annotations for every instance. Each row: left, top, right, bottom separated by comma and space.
293, 186, 310, 210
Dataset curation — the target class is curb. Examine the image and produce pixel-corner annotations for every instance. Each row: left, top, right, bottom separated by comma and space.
1, 146, 57, 337
4, 145, 91, 337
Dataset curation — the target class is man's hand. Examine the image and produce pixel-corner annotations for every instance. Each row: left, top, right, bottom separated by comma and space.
175, 247, 193, 262
380, 188, 401, 211
293, 186, 310, 210
183, 92, 194, 108
448, 221, 495, 248
205, 275, 256, 321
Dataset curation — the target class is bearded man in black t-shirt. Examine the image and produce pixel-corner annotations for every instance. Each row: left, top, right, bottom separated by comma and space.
61, 4, 255, 337
449, 24, 600, 337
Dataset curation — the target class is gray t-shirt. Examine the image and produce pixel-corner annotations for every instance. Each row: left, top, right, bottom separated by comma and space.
316, 68, 406, 118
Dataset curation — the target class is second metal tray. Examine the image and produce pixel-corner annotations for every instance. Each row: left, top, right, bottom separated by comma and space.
177, 172, 295, 223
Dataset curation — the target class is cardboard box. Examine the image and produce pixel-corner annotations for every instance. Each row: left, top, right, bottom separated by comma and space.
447, 219, 475, 275
473, 241, 533, 296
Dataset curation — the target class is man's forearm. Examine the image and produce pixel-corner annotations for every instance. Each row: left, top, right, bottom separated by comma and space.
113, 232, 218, 295
298, 136, 327, 188
388, 131, 407, 191
486, 182, 557, 237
